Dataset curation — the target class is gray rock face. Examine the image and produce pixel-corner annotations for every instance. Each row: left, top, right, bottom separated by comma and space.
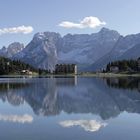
14, 32, 61, 71
0, 42, 24, 58
120, 44, 140, 60
3, 27, 140, 71
59, 28, 120, 68
13, 28, 120, 71
90, 33, 140, 70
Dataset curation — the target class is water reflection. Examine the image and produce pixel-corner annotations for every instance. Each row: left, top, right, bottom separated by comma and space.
0, 81, 30, 106
0, 114, 33, 123
0, 77, 140, 120
59, 120, 107, 132
106, 77, 140, 91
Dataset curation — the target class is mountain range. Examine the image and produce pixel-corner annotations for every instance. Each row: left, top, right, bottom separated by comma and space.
0, 27, 140, 71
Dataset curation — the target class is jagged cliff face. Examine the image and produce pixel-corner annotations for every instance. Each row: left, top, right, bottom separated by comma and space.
0, 42, 24, 58
2, 27, 140, 71
58, 28, 120, 67
90, 33, 140, 70
13, 28, 120, 71
14, 32, 61, 71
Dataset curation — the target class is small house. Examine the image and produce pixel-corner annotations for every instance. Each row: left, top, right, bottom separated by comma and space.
110, 66, 119, 73
21, 70, 32, 75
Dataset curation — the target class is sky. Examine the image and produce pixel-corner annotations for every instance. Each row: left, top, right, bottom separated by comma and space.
0, 0, 140, 48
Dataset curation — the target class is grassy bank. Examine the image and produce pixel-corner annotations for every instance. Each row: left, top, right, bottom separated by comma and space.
1, 72, 140, 78
79, 72, 140, 77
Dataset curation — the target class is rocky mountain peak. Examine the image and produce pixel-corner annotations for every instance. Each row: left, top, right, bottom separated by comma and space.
99, 27, 110, 33
98, 27, 120, 38
33, 32, 61, 43
4, 27, 140, 72
12, 28, 122, 71
0, 42, 24, 58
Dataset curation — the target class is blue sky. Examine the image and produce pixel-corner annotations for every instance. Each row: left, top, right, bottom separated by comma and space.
0, 0, 140, 47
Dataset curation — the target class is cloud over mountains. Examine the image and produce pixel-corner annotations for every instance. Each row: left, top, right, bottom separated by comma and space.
0, 25, 33, 35
59, 16, 106, 29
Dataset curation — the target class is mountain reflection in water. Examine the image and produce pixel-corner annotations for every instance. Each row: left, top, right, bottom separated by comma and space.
0, 77, 140, 120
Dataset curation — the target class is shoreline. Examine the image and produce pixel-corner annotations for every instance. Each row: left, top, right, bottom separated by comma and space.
0, 72, 140, 78
79, 72, 140, 77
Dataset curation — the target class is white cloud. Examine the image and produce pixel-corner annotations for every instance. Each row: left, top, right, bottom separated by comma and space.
59, 120, 107, 132
0, 25, 33, 35
0, 114, 33, 123
59, 16, 106, 29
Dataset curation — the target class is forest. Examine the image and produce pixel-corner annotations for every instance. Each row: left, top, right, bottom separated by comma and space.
106, 59, 139, 72
0, 57, 49, 75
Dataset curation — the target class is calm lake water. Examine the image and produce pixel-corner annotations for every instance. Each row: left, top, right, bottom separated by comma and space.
0, 76, 140, 140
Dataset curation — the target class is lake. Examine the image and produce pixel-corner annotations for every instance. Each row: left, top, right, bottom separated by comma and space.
0, 76, 140, 140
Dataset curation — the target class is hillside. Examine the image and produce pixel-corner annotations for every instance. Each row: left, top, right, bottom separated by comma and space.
12, 28, 120, 71
1, 28, 140, 72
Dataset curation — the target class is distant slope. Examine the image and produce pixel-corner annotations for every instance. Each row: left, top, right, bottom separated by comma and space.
89, 34, 140, 71
58, 28, 120, 65
13, 28, 120, 71
14, 32, 61, 71
0, 42, 24, 58
120, 44, 140, 60
2, 28, 140, 72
